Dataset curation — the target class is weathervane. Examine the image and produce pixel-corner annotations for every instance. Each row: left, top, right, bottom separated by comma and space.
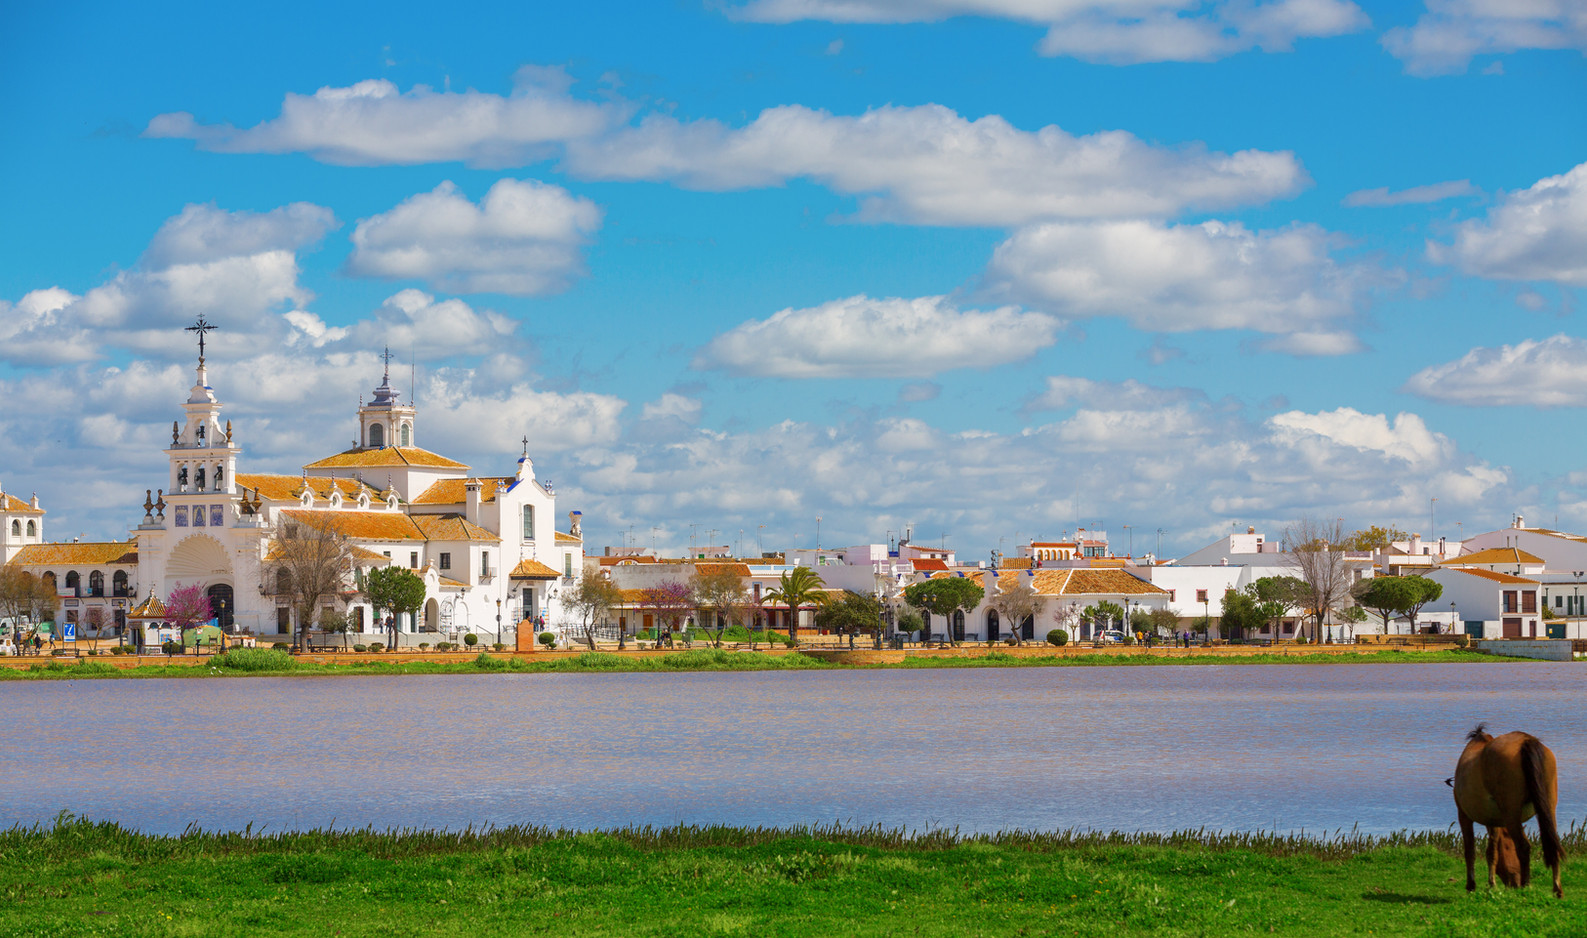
185, 316, 217, 364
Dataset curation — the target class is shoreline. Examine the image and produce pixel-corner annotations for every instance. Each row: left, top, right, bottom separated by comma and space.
0, 646, 1520, 679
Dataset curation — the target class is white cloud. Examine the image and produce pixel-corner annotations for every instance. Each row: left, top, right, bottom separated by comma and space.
347, 179, 601, 295
346, 290, 516, 359
985, 219, 1369, 343
695, 294, 1062, 378
1028, 376, 1200, 411
142, 202, 338, 267
1269, 407, 1450, 466
1342, 179, 1478, 207
1427, 161, 1587, 285
1382, 0, 1587, 76
1403, 334, 1587, 407
150, 76, 1307, 228
898, 381, 941, 403
641, 393, 703, 423
567, 104, 1306, 226
1252, 331, 1367, 356
730, 0, 1369, 63
145, 69, 621, 167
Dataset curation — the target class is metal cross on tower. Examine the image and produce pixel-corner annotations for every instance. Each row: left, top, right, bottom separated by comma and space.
381, 346, 394, 382
185, 316, 218, 364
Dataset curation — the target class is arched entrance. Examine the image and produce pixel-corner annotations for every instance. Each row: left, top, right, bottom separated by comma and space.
424, 598, 440, 632
1020, 615, 1034, 641
951, 610, 965, 642
206, 584, 235, 631
986, 609, 1000, 642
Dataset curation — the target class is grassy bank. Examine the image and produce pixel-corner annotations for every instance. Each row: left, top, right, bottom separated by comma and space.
4, 814, 1583, 936
0, 646, 1516, 680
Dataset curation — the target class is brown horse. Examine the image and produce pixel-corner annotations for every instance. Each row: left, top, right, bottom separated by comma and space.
1450, 724, 1564, 897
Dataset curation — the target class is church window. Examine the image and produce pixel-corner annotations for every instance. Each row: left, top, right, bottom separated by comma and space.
401, 424, 411, 447
89, 571, 104, 597
65, 571, 80, 595
174, 506, 189, 527
113, 571, 129, 597
439, 553, 451, 570
26, 521, 35, 537
9, 521, 17, 537
369, 423, 384, 448
522, 505, 535, 541
211, 505, 224, 527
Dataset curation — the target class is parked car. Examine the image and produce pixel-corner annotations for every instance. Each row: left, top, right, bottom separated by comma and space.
1097, 630, 1127, 644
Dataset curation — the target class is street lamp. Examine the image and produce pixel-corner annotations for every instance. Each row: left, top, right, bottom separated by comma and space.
496, 599, 502, 647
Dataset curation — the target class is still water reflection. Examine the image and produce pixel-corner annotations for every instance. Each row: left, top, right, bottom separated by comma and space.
1, 663, 1580, 836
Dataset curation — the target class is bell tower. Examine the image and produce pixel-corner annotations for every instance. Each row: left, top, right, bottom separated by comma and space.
358, 347, 417, 450
163, 317, 240, 530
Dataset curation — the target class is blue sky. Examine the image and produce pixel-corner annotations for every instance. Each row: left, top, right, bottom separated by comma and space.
3, 0, 1584, 558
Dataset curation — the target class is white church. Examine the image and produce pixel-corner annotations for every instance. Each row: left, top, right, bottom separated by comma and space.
5, 327, 584, 644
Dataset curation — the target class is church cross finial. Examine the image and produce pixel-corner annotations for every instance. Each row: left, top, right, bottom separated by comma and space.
381, 346, 393, 383
522, 435, 529, 457
185, 316, 218, 364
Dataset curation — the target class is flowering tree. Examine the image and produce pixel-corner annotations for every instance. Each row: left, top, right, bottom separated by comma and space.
166, 583, 212, 651
641, 581, 693, 645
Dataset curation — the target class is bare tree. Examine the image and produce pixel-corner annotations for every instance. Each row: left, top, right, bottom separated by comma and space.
264, 517, 356, 650
1284, 516, 1354, 644
989, 575, 1046, 645
691, 568, 748, 647
566, 573, 623, 650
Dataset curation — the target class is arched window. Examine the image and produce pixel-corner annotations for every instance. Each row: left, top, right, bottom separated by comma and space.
89, 571, 104, 596
113, 570, 129, 597
400, 423, 411, 446
369, 423, 384, 447
65, 571, 81, 595
214, 465, 224, 490
42, 572, 55, 592
9, 520, 17, 537
26, 521, 34, 536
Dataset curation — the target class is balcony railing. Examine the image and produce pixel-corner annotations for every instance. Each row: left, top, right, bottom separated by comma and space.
479, 568, 495, 584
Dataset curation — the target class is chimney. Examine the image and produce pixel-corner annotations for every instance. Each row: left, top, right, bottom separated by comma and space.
465, 479, 482, 526
1410, 533, 1422, 555
1247, 526, 1255, 534
1515, 514, 1525, 529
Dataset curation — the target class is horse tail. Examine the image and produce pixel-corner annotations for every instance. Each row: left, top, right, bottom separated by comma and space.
1522, 736, 1564, 872
1466, 723, 1490, 743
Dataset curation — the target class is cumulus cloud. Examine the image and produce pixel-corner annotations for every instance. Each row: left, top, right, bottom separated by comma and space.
142, 202, 338, 267
150, 75, 1306, 228
695, 295, 1062, 378
729, 0, 1369, 63
1427, 161, 1587, 285
1343, 179, 1478, 207
641, 393, 703, 423
1403, 335, 1587, 407
985, 219, 1369, 344
347, 179, 601, 295
1027, 376, 1201, 411
567, 104, 1306, 226
345, 290, 516, 359
1269, 407, 1450, 466
1382, 0, 1587, 76
1251, 331, 1367, 356
145, 68, 620, 166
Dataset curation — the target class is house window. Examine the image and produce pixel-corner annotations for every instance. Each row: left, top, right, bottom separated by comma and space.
1196, 589, 1208, 603
65, 571, 81, 595
439, 553, 451, 570
1522, 591, 1537, 614
1503, 591, 1517, 613
1555, 595, 1564, 607
8, 520, 17, 536
409, 551, 419, 568
482, 551, 491, 574
1168, 589, 1176, 602
564, 552, 573, 577
522, 505, 535, 540
382, 551, 391, 558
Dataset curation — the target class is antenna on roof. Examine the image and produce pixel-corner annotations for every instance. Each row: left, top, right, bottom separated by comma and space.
410, 346, 416, 407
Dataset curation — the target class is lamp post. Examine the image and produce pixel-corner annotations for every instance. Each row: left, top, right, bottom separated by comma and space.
496, 599, 502, 647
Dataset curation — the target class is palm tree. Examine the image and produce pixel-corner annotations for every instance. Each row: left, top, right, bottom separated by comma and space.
763, 566, 827, 643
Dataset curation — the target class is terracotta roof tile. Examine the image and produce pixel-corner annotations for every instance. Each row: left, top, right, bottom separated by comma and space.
555, 531, 582, 543
10, 543, 138, 567
304, 446, 468, 471
912, 559, 949, 572
281, 509, 426, 542
1448, 568, 1538, 585
0, 493, 43, 514
1446, 547, 1545, 566
236, 473, 378, 503
410, 514, 497, 543
694, 562, 753, 577
509, 558, 561, 580
128, 593, 166, 619
411, 477, 515, 505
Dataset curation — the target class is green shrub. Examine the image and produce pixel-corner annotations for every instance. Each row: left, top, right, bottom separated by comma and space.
463, 633, 479, 647
722, 625, 754, 642
418, 642, 430, 650
1122, 635, 1136, 646
369, 642, 385, 653
74, 660, 117, 675
161, 641, 183, 656
538, 632, 556, 648
492, 643, 505, 652
1047, 629, 1069, 647
473, 652, 504, 669
352, 644, 367, 653
216, 648, 297, 672
271, 642, 290, 651
109, 646, 126, 656
1296, 635, 1309, 645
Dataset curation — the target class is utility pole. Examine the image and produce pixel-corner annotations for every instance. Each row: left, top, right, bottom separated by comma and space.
1123, 524, 1132, 558
757, 524, 765, 556
1430, 496, 1437, 542
816, 516, 822, 549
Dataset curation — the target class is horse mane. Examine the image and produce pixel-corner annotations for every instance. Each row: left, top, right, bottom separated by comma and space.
1467, 723, 1491, 743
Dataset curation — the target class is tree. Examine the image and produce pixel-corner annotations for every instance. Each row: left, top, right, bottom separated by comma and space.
565, 573, 623, 650
319, 608, 351, 649
1216, 589, 1263, 641
166, 583, 211, 653
691, 568, 748, 647
640, 580, 692, 646
1342, 526, 1410, 552
83, 605, 107, 638
1285, 517, 1356, 644
763, 567, 828, 643
1355, 575, 1443, 634
989, 576, 1046, 645
903, 577, 985, 645
265, 518, 356, 650
895, 607, 924, 639
0, 566, 39, 627
1140, 607, 1180, 639
1081, 600, 1125, 634
361, 566, 427, 650
814, 590, 885, 647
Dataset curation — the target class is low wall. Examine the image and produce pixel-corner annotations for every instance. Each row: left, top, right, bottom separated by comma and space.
1474, 639, 1575, 662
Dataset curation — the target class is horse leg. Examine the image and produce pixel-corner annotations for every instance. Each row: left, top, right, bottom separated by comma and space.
1460, 810, 1477, 893
1507, 818, 1532, 888
1485, 828, 1499, 888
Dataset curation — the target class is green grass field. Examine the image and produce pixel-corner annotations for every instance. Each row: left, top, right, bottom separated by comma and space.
0, 646, 1513, 681
3, 815, 1582, 936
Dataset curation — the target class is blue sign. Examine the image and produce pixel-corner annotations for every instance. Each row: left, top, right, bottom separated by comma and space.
62, 621, 76, 642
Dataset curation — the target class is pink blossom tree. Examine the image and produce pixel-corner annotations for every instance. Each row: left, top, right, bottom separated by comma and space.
165, 583, 212, 650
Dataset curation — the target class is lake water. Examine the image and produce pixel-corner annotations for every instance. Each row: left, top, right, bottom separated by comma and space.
2, 663, 1582, 837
